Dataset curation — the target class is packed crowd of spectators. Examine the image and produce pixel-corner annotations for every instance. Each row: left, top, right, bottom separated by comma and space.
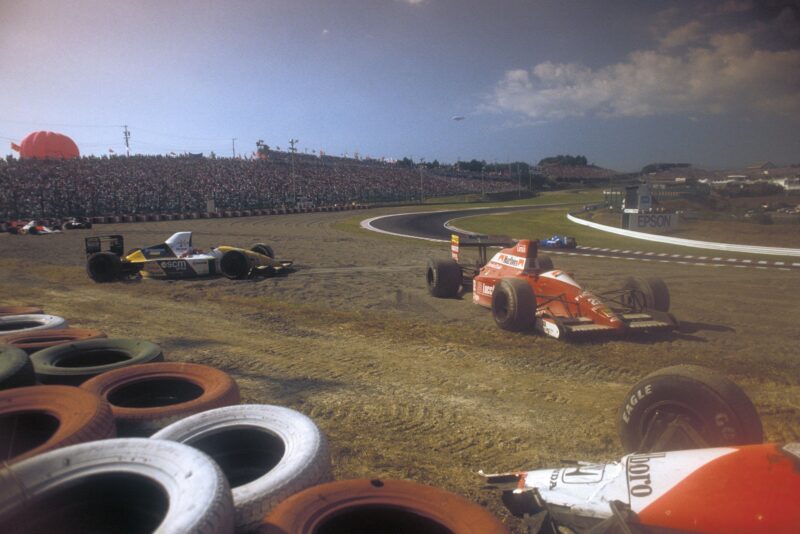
0, 154, 515, 219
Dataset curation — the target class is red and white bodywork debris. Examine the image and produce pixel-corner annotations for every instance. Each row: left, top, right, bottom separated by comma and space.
488, 443, 800, 533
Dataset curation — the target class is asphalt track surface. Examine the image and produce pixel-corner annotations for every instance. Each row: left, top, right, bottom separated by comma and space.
363, 205, 800, 271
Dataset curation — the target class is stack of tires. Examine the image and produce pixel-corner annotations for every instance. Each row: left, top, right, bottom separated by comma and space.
0, 305, 509, 533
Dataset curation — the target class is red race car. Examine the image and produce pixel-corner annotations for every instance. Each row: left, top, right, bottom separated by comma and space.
426, 234, 676, 339
482, 365, 799, 534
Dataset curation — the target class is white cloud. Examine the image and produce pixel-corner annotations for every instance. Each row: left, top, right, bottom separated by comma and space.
659, 20, 704, 49
489, 30, 800, 121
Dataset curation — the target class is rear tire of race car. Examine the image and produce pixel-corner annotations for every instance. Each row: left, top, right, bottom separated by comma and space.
86, 251, 122, 283
220, 250, 252, 279
623, 277, 670, 312
537, 254, 554, 272
81, 362, 240, 437
0, 438, 235, 534
32, 338, 164, 386
0, 385, 115, 465
152, 404, 331, 531
251, 243, 275, 258
260, 478, 509, 534
426, 258, 461, 298
618, 364, 763, 453
492, 278, 536, 332
0, 346, 36, 390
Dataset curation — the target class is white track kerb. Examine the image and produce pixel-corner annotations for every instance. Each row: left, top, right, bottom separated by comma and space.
567, 213, 800, 257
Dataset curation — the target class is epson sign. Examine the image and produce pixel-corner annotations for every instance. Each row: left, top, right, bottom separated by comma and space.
629, 213, 678, 232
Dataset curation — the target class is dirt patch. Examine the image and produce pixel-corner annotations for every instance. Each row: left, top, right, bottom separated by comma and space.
1, 209, 798, 531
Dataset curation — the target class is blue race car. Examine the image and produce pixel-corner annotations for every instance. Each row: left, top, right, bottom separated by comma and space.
540, 235, 577, 249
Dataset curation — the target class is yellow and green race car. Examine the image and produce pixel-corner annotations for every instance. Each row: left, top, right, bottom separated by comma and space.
85, 231, 293, 282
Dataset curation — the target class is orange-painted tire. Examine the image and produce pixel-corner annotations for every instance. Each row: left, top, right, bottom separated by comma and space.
81, 362, 240, 436
1, 328, 107, 354
0, 306, 44, 316
0, 385, 115, 465
260, 479, 509, 534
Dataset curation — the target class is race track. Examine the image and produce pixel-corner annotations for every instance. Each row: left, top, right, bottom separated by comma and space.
363, 206, 800, 271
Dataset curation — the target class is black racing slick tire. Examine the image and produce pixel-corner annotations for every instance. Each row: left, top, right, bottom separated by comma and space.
0, 438, 235, 534
32, 338, 164, 386
152, 404, 331, 531
86, 252, 122, 283
491, 278, 536, 332
618, 365, 763, 453
220, 250, 252, 279
251, 243, 275, 258
623, 277, 670, 312
537, 254, 554, 272
0, 346, 36, 391
426, 258, 461, 298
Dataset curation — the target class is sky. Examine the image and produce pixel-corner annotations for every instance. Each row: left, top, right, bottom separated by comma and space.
1, 0, 799, 171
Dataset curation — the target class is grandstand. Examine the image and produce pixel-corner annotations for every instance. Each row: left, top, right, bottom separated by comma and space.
0, 154, 516, 219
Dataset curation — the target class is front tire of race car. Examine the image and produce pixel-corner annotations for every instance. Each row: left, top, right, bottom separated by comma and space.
251, 243, 274, 258
618, 365, 763, 453
623, 277, 670, 312
220, 250, 252, 279
492, 278, 536, 332
426, 258, 461, 298
86, 252, 122, 283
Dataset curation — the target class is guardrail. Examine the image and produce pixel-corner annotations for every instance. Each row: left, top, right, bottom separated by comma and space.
567, 213, 800, 257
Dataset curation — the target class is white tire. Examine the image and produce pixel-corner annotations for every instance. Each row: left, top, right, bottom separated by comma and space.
152, 404, 331, 531
0, 314, 67, 336
0, 438, 234, 533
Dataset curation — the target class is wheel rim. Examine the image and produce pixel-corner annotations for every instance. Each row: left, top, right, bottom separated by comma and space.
494, 291, 510, 322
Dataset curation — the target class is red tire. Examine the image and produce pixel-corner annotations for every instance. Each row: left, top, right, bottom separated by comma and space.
1, 328, 107, 354
0, 306, 44, 316
0, 385, 115, 464
80, 362, 240, 436
261, 479, 509, 534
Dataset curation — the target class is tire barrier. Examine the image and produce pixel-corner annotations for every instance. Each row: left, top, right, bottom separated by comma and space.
0, 438, 235, 533
618, 364, 764, 452
0, 306, 44, 316
0, 314, 67, 336
0, 385, 115, 465
32, 338, 164, 386
261, 478, 510, 534
1, 328, 107, 355
0, 346, 36, 390
81, 362, 240, 437
152, 404, 331, 531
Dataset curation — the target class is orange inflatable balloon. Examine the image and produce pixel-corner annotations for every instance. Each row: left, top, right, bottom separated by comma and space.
19, 131, 80, 159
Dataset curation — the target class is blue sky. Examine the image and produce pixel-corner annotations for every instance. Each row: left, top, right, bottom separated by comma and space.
1, 0, 799, 170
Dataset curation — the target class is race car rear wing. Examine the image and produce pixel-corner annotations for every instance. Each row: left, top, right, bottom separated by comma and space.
451, 233, 516, 265
85, 235, 125, 257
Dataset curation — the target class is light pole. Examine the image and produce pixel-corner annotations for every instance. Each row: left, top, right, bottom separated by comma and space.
419, 158, 425, 204
289, 138, 299, 204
